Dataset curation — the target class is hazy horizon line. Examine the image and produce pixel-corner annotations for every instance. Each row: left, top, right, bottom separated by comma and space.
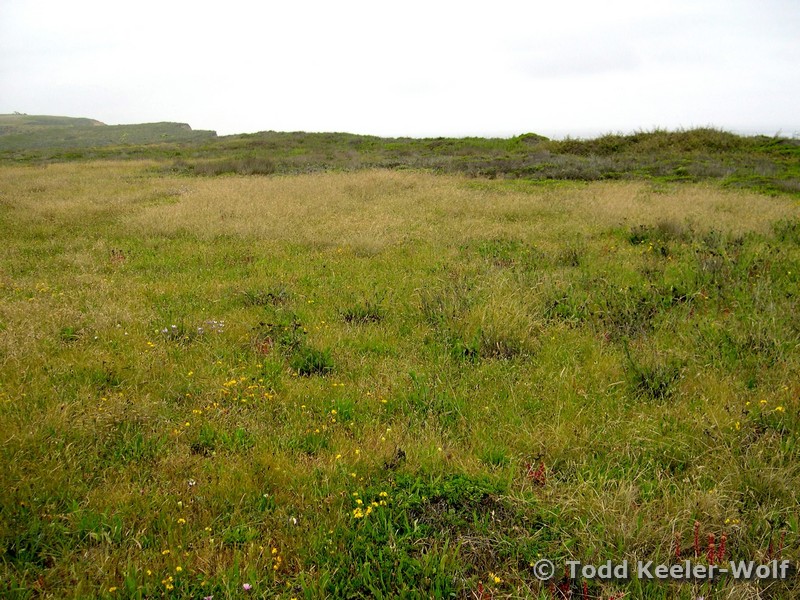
3, 111, 798, 141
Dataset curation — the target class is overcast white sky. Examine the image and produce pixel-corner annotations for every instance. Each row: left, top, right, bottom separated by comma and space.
1, 0, 798, 138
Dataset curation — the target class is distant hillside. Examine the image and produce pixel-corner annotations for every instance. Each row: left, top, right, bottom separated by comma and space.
0, 114, 217, 150
1, 117, 797, 197
0, 114, 105, 131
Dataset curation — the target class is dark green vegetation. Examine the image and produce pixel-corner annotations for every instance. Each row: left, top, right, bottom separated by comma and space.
0, 121, 799, 599
2, 115, 799, 197
0, 113, 216, 151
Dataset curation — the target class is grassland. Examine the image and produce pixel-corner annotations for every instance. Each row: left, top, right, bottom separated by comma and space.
0, 145, 799, 598
0, 114, 216, 151
2, 121, 799, 199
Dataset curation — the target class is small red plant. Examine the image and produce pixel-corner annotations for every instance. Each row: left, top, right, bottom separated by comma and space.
527, 461, 547, 486
717, 533, 727, 563
693, 521, 701, 557
674, 533, 681, 559
474, 581, 490, 600
707, 533, 716, 564
767, 531, 786, 561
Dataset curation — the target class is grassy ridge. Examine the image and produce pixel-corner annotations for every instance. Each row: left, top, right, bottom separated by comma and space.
0, 114, 216, 151
0, 163, 798, 598
0, 114, 106, 130
3, 122, 798, 197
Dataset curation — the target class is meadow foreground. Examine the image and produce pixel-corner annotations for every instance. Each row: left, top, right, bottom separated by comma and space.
0, 162, 798, 598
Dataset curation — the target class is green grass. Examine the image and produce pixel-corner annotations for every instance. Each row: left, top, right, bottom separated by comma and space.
3, 119, 800, 198
0, 113, 216, 151
0, 160, 799, 598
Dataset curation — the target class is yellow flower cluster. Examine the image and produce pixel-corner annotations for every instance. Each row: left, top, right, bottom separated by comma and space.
219, 376, 275, 404
351, 491, 390, 518
271, 547, 283, 571
161, 575, 175, 590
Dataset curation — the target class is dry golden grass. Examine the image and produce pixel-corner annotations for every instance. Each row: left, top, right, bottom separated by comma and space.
2, 163, 795, 250
125, 170, 800, 248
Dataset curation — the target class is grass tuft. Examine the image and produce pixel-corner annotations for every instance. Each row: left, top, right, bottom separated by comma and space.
289, 346, 334, 376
